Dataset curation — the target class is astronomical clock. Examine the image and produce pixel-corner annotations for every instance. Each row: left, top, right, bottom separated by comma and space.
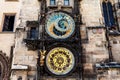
45, 12, 75, 39
23, 0, 81, 79
39, 11, 81, 78
45, 47, 76, 76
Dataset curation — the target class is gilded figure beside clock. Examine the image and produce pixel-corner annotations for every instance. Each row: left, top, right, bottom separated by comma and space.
45, 12, 75, 39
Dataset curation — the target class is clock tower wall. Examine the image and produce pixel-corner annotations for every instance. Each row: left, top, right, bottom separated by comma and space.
7, 0, 120, 80
80, 0, 103, 26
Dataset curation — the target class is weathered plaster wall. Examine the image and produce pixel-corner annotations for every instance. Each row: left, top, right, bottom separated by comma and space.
0, 33, 14, 56
11, 0, 40, 79
0, 0, 21, 32
19, 0, 40, 28
0, 0, 120, 80
0, 0, 21, 57
12, 0, 40, 65
80, 0, 103, 26
110, 36, 120, 62
80, 0, 109, 77
97, 69, 120, 80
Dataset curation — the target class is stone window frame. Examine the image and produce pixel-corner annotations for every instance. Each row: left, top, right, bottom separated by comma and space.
64, 0, 70, 6
102, 1, 115, 27
1, 13, 16, 32
101, 0, 119, 30
5, 0, 18, 2
0, 51, 10, 80
50, 0, 56, 5
17, 76, 22, 80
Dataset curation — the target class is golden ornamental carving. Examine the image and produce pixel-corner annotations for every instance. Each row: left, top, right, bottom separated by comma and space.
40, 50, 46, 66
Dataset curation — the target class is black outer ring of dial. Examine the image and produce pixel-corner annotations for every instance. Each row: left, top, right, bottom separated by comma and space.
44, 44, 78, 77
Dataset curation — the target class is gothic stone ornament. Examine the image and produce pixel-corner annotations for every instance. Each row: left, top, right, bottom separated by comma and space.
46, 47, 75, 76
0, 51, 10, 80
45, 12, 75, 39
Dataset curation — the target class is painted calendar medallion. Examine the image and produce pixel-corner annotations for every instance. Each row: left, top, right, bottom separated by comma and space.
46, 47, 75, 75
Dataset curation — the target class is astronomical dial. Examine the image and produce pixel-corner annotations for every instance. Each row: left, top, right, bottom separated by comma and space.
46, 12, 75, 39
46, 47, 75, 75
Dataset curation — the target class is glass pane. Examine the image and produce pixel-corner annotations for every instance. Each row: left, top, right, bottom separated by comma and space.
0, 65, 1, 80
102, 1, 115, 27
3, 15, 15, 31
50, 0, 55, 5
64, 0, 69, 6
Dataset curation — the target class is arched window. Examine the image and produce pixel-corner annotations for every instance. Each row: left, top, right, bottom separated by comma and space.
50, 0, 56, 5
102, 1, 115, 28
0, 53, 10, 80
118, 0, 120, 8
18, 76, 22, 80
0, 65, 1, 79
64, 0, 69, 6
30, 27, 37, 39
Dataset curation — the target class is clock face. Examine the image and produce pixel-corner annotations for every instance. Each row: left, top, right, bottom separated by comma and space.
46, 12, 75, 39
46, 47, 75, 75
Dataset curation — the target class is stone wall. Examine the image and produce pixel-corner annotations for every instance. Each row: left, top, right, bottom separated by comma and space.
80, 0, 103, 26
109, 36, 120, 62
10, 0, 40, 79
82, 27, 109, 78
97, 69, 120, 80
0, 0, 120, 80
19, 0, 40, 28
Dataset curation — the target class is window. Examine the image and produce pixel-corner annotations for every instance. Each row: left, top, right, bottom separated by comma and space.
113, 40, 117, 44
30, 27, 38, 39
118, 0, 120, 8
64, 0, 69, 6
0, 65, 1, 80
2, 14, 15, 31
27, 75, 36, 80
5, 0, 18, 1
102, 1, 115, 28
50, 0, 56, 5
18, 76, 22, 80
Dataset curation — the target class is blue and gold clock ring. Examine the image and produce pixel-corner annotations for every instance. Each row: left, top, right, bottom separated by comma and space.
46, 12, 75, 39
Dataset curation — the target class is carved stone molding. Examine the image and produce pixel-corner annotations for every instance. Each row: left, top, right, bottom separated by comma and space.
0, 51, 11, 80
